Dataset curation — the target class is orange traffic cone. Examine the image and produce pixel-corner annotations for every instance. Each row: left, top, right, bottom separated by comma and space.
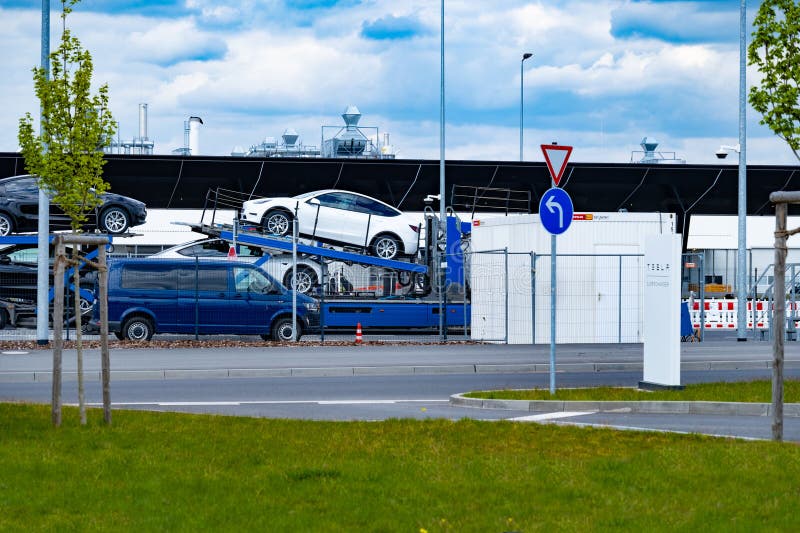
355, 322, 363, 345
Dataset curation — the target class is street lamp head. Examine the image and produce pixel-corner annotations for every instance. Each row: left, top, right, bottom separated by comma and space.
716, 144, 741, 159
522, 52, 533, 61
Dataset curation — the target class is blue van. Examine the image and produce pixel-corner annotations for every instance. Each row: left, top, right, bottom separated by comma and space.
94, 258, 320, 341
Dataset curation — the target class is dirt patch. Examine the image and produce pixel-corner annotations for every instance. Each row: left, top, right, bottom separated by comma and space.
0, 339, 479, 350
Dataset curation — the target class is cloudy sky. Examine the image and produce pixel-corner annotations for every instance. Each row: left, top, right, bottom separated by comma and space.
0, 0, 793, 165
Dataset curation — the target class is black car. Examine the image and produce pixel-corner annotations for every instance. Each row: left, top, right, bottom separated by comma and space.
0, 254, 93, 329
0, 175, 147, 236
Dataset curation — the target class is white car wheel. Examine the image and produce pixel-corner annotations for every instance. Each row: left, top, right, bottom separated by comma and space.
101, 207, 130, 234
372, 235, 400, 260
284, 267, 317, 295
263, 210, 291, 236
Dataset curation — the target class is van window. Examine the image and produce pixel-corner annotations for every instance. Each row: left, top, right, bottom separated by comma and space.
121, 265, 179, 290
196, 266, 228, 292
234, 267, 274, 294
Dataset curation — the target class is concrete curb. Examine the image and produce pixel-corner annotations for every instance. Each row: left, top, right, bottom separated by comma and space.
449, 393, 800, 417
1, 359, 798, 382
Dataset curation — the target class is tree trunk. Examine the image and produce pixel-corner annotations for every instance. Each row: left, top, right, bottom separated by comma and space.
73, 245, 86, 425
51, 238, 65, 427
99, 243, 111, 425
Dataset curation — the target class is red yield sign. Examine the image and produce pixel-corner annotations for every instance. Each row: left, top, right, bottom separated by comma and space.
541, 144, 573, 186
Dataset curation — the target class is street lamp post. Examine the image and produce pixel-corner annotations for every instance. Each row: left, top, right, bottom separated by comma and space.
439, 0, 446, 340
519, 52, 533, 161
37, 0, 50, 345
737, 0, 747, 342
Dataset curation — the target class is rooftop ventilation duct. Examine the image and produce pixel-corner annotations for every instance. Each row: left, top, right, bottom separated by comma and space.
138, 103, 148, 140
631, 136, 685, 165
282, 128, 299, 146
104, 102, 155, 155
342, 105, 362, 130
640, 136, 659, 157
324, 105, 368, 156
188, 116, 203, 155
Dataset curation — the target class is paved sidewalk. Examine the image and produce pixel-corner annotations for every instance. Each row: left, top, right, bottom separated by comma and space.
1, 340, 799, 381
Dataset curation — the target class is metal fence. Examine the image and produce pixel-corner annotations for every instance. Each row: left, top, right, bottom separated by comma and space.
469, 250, 645, 344
0, 246, 723, 345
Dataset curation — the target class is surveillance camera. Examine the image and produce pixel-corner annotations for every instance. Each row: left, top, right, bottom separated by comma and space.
715, 149, 728, 159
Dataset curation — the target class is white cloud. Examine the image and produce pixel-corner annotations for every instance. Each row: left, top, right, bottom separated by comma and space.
0, 1, 795, 167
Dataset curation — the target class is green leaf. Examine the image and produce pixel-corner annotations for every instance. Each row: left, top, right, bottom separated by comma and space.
748, 0, 800, 161
17, 0, 117, 233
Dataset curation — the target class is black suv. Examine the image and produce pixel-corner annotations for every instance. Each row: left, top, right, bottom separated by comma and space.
0, 175, 147, 236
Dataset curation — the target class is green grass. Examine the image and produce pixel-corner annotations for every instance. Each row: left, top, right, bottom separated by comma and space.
2, 403, 800, 531
465, 379, 800, 403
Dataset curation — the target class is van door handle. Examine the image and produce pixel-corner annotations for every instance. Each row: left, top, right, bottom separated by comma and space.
218, 292, 227, 298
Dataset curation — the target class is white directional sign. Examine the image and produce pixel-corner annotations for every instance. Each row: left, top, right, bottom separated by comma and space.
539, 187, 574, 235
541, 144, 573, 186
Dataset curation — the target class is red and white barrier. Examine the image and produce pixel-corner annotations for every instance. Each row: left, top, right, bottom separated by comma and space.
686, 298, 800, 330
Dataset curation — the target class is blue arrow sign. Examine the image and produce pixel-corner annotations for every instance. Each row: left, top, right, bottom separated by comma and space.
539, 187, 574, 235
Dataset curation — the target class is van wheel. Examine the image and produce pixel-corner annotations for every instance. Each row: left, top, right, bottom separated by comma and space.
122, 316, 154, 341
272, 317, 301, 342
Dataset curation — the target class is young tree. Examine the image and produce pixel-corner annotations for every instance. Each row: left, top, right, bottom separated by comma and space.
18, 0, 116, 426
18, 0, 116, 221
748, 0, 800, 161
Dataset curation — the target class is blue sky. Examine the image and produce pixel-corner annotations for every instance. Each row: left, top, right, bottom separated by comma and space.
0, 0, 793, 164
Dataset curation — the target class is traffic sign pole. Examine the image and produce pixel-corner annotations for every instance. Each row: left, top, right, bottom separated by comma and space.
550, 230, 556, 394
540, 144, 573, 395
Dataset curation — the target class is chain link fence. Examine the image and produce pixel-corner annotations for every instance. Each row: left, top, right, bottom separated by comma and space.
0, 244, 705, 345
470, 250, 645, 344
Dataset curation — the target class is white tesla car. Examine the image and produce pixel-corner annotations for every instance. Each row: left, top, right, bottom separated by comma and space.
150, 238, 325, 295
241, 190, 420, 260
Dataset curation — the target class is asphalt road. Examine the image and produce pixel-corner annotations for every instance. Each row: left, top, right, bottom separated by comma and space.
2, 338, 800, 442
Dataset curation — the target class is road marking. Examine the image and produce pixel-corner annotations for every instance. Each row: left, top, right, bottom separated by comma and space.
81, 399, 448, 407
1, 351, 29, 355
317, 399, 446, 405
158, 401, 242, 406
507, 411, 595, 422
561, 421, 767, 441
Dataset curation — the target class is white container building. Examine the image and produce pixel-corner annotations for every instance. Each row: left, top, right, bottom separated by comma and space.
469, 212, 676, 344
